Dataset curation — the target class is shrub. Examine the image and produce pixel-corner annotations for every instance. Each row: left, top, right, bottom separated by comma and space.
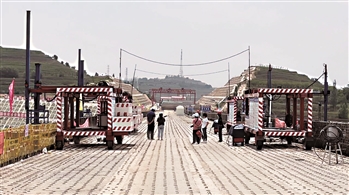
338, 102, 349, 119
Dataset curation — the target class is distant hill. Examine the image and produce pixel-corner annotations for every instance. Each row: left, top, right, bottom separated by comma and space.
0, 46, 214, 100
136, 75, 214, 99
1, 46, 346, 121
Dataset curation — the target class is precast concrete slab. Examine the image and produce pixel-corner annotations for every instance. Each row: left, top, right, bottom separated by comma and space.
0, 111, 348, 195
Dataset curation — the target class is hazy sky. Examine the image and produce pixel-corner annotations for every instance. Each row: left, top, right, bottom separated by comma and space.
1, 1, 348, 88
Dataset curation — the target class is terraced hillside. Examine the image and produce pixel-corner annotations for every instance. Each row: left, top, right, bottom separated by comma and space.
0, 46, 94, 95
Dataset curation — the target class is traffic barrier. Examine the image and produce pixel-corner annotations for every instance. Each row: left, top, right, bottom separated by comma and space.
0, 123, 57, 166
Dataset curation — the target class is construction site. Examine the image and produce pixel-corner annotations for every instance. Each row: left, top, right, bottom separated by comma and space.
1, 10, 349, 195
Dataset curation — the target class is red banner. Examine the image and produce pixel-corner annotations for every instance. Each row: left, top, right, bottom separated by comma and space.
9, 79, 14, 115
0, 132, 4, 155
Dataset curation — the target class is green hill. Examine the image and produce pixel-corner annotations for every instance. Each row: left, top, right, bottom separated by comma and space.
250, 66, 324, 90
0, 46, 95, 95
0, 46, 213, 98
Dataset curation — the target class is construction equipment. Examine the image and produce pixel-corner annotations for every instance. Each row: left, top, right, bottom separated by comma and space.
29, 85, 139, 150
225, 96, 244, 130
243, 88, 314, 150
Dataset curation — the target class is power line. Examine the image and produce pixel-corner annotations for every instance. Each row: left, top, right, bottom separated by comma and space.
306, 68, 325, 89
122, 48, 249, 67
136, 69, 228, 76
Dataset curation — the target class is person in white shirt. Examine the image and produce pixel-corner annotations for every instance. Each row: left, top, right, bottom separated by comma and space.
201, 113, 209, 142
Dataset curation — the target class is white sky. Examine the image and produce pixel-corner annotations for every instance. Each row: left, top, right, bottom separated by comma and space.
1, 1, 348, 88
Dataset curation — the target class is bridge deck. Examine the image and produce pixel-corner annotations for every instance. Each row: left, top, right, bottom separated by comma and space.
0, 110, 348, 195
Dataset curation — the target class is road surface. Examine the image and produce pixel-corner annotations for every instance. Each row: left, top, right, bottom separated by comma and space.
1, 111, 348, 195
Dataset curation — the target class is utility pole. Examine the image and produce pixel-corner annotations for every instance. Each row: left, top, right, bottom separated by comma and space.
25, 10, 31, 125
126, 67, 128, 82
131, 64, 137, 95
107, 65, 110, 76
248, 46, 251, 90
179, 49, 183, 77
324, 63, 328, 121
119, 49, 122, 88
228, 63, 231, 97
267, 64, 272, 127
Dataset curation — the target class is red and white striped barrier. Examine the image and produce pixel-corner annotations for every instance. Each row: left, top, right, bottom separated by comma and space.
112, 116, 134, 132
112, 126, 132, 131
265, 131, 305, 137
113, 117, 132, 123
258, 88, 313, 94
0, 111, 26, 118
115, 103, 132, 116
57, 87, 113, 93
258, 97, 264, 131
308, 97, 313, 131
63, 131, 105, 136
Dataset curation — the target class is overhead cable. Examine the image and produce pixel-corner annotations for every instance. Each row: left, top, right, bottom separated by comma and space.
306, 72, 324, 89
122, 48, 249, 66
136, 69, 228, 76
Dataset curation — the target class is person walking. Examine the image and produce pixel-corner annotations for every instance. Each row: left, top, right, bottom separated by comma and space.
191, 113, 202, 144
157, 112, 166, 140
217, 111, 224, 142
147, 108, 156, 140
201, 113, 209, 142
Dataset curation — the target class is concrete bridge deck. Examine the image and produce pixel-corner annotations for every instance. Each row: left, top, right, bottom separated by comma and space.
0, 111, 348, 195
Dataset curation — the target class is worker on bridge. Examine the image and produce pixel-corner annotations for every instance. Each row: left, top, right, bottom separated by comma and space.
191, 113, 202, 144
147, 108, 156, 140
217, 111, 224, 142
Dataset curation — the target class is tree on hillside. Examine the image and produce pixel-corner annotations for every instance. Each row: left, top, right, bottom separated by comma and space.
343, 87, 349, 102
71, 66, 76, 69
338, 102, 348, 119
330, 81, 337, 110
95, 72, 99, 76
53, 55, 58, 60
60, 61, 64, 64
112, 73, 115, 77
65, 62, 70, 67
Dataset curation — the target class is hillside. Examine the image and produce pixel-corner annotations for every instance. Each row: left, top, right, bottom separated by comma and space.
249, 66, 324, 89
0, 46, 95, 95
0, 46, 213, 101
197, 65, 348, 121
136, 75, 214, 99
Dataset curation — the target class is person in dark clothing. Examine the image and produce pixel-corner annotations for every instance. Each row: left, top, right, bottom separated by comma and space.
147, 108, 156, 140
217, 111, 224, 142
157, 112, 166, 140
